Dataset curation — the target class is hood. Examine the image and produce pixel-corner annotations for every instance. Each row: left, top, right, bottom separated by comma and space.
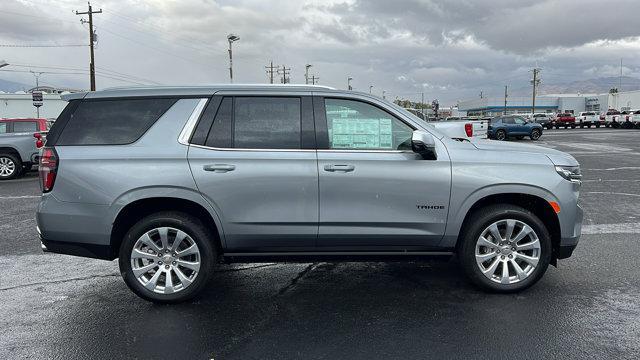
471, 139, 578, 166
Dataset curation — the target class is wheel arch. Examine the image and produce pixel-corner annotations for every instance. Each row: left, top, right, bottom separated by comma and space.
110, 195, 225, 260
449, 191, 561, 264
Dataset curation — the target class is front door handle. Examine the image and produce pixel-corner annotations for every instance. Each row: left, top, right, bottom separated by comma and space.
324, 164, 355, 172
203, 164, 236, 173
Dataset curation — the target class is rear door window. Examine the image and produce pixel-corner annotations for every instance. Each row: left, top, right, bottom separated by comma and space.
13, 121, 38, 133
56, 98, 177, 145
234, 97, 301, 149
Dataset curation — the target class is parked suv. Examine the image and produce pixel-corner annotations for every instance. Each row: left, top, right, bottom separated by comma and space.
0, 118, 49, 180
37, 85, 583, 303
531, 113, 553, 129
487, 115, 543, 140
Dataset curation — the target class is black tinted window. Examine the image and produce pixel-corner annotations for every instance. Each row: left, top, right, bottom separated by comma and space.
233, 97, 301, 149
56, 98, 176, 145
205, 97, 232, 148
13, 121, 38, 133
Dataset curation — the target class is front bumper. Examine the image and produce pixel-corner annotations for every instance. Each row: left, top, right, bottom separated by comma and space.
557, 203, 582, 259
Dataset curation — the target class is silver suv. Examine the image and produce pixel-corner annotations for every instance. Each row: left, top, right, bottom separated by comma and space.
36, 85, 583, 303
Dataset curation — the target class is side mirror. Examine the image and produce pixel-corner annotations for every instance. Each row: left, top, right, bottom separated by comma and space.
411, 130, 437, 160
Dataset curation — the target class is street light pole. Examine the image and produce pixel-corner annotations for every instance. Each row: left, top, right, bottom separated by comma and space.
30, 70, 43, 118
305, 64, 312, 85
347, 77, 353, 90
369, 85, 373, 94
227, 34, 240, 83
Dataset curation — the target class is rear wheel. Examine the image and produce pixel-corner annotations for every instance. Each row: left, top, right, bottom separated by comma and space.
459, 205, 551, 292
495, 130, 507, 141
0, 153, 22, 180
119, 211, 216, 303
530, 129, 541, 140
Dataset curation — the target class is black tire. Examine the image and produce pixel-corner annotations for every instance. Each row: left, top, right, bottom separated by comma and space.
571, 125, 576, 129
0, 153, 22, 180
459, 204, 552, 293
496, 130, 507, 141
119, 211, 217, 304
530, 128, 541, 140
555, 125, 560, 129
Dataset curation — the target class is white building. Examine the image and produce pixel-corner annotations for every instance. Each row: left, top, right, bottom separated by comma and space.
458, 90, 640, 116
0, 92, 68, 119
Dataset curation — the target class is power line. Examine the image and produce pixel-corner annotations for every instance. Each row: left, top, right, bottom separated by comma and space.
0, 44, 87, 48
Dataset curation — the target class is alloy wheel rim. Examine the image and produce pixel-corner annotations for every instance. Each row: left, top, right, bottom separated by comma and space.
532, 130, 540, 139
0, 157, 16, 177
497, 131, 505, 140
475, 219, 541, 285
131, 227, 201, 294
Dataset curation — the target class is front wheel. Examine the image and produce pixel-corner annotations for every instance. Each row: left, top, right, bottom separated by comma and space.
119, 211, 216, 303
495, 130, 507, 141
459, 204, 551, 292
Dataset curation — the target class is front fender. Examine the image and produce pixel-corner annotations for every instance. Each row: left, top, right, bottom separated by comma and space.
441, 183, 559, 248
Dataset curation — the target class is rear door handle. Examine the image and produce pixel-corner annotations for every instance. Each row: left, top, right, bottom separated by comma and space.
203, 164, 236, 173
324, 164, 355, 172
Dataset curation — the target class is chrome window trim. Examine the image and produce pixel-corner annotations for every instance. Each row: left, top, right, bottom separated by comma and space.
178, 98, 209, 145
189, 143, 412, 154
190, 143, 316, 153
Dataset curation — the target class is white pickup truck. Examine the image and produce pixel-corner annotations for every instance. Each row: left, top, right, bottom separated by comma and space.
577, 111, 601, 128
430, 117, 488, 139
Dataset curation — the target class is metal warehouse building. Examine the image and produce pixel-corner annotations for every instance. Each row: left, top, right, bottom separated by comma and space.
458, 90, 640, 116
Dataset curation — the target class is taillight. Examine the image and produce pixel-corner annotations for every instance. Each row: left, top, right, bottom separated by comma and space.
464, 123, 473, 137
33, 133, 44, 149
600, 115, 605, 120
39, 147, 58, 193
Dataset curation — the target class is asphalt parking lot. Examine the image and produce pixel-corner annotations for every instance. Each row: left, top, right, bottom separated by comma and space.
1, 128, 639, 359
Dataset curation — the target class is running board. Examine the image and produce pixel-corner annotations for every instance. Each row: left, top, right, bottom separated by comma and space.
221, 251, 455, 263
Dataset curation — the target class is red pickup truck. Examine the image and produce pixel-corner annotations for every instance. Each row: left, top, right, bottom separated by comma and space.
553, 113, 576, 129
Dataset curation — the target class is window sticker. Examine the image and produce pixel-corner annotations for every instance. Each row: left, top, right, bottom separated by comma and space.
328, 117, 393, 149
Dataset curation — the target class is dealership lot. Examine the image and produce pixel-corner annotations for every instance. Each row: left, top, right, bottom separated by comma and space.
1, 128, 639, 359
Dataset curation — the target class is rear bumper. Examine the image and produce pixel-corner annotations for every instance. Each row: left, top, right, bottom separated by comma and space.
40, 237, 114, 260
36, 193, 115, 259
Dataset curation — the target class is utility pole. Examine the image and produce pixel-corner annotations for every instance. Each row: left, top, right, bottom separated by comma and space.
309, 75, 319, 85
504, 85, 508, 115
421, 92, 425, 120
76, 2, 102, 91
305, 64, 312, 84
278, 65, 291, 84
531, 67, 541, 114
369, 85, 373, 94
347, 77, 353, 90
479, 90, 483, 99
382, 90, 386, 99
265, 61, 276, 84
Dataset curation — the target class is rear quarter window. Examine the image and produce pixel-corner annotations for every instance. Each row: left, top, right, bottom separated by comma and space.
55, 98, 177, 145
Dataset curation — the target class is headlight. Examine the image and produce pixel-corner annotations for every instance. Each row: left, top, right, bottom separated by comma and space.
555, 165, 582, 183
